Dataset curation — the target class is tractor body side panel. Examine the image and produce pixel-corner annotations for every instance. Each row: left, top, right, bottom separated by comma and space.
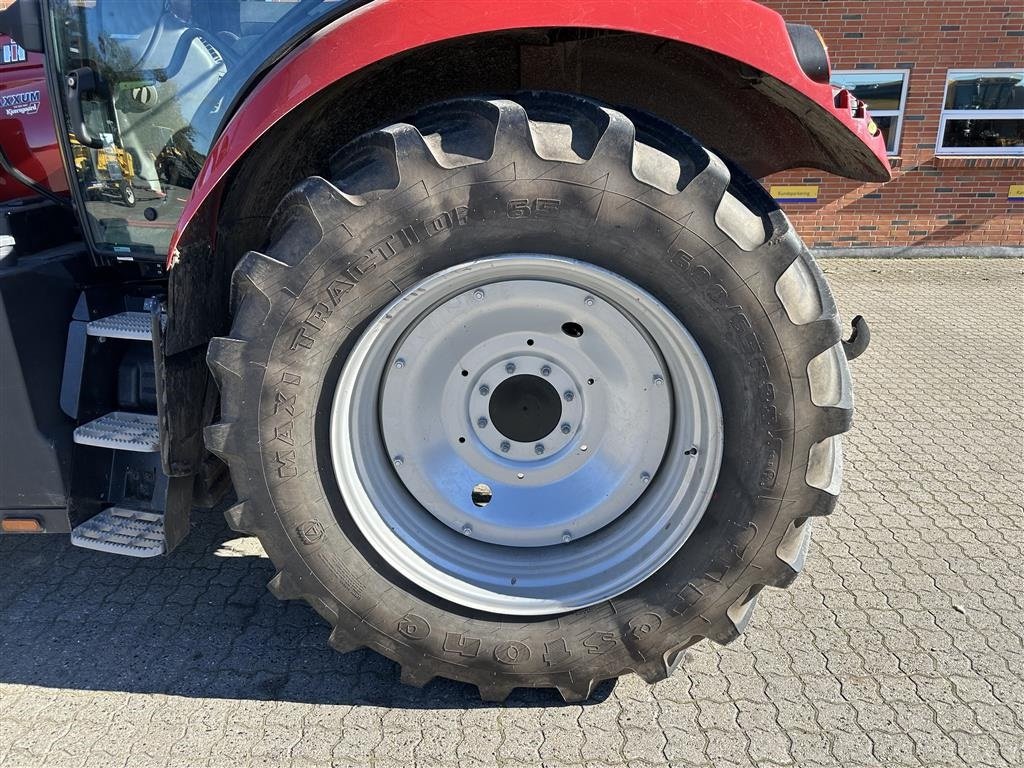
0, 35, 68, 202
168, 0, 890, 263
0, 248, 79, 533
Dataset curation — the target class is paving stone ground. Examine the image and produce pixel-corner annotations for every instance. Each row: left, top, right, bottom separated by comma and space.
1, 258, 1022, 768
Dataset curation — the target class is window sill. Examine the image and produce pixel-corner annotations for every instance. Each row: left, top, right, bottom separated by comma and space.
931, 156, 1024, 169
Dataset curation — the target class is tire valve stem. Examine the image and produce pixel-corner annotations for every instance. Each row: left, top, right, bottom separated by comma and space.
641, 472, 651, 484
562, 532, 572, 543
393, 456, 404, 467
584, 296, 595, 307
473, 289, 485, 300
394, 358, 406, 369
462, 524, 473, 536
653, 374, 664, 386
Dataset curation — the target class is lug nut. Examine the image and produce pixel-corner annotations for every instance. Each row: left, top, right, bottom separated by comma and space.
394, 358, 405, 369
477, 417, 488, 429
479, 384, 490, 396
500, 441, 511, 453
541, 365, 552, 376
473, 289, 485, 300
560, 423, 571, 435
534, 443, 545, 455
563, 390, 574, 402
505, 362, 516, 374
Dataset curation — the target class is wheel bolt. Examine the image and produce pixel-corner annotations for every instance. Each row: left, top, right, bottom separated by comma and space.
562, 532, 572, 543
479, 384, 490, 396
534, 443, 545, 455
394, 358, 405, 369
477, 417, 488, 429
541, 365, 552, 376
505, 362, 516, 374
584, 296, 595, 307
473, 289, 485, 300
560, 423, 571, 435
563, 390, 574, 402
500, 441, 511, 453
393, 456, 404, 467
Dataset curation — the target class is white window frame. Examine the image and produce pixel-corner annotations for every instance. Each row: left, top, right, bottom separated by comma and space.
936, 68, 1024, 157
832, 69, 910, 156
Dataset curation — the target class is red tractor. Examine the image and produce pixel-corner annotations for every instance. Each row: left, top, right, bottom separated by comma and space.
0, 0, 886, 700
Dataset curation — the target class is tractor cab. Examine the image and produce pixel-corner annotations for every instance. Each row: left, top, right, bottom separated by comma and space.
4, 0, 344, 261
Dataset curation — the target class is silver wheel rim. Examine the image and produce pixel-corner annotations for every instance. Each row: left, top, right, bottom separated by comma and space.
331, 255, 723, 615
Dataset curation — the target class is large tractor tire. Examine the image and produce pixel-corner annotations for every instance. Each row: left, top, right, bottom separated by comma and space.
206, 94, 852, 701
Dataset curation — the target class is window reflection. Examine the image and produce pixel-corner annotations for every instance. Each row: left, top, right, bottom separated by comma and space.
51, 0, 341, 257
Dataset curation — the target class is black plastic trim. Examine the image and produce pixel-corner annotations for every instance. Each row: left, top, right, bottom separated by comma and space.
786, 23, 831, 85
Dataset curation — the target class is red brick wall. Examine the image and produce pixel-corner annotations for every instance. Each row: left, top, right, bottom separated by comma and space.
761, 1, 1023, 248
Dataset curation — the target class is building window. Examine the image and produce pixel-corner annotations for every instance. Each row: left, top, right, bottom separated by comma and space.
937, 69, 1024, 156
831, 70, 910, 155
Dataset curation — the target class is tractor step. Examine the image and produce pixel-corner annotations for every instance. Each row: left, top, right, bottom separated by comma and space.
70, 506, 165, 557
86, 310, 161, 341
73, 411, 160, 452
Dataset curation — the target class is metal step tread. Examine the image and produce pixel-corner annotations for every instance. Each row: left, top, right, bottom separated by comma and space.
71, 507, 165, 557
86, 311, 163, 341
74, 411, 160, 452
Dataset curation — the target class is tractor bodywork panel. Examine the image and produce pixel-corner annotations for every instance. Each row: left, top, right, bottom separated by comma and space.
0, 34, 68, 202
168, 0, 890, 265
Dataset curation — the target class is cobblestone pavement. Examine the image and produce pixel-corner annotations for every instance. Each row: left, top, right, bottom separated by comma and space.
1, 259, 1022, 768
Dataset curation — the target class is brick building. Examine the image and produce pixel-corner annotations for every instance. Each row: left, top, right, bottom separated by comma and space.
762, 1, 1022, 251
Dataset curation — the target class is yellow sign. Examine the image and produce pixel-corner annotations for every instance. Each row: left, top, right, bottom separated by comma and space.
770, 185, 819, 203
1009, 184, 1024, 201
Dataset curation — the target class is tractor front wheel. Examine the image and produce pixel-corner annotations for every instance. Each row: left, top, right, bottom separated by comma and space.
206, 94, 852, 701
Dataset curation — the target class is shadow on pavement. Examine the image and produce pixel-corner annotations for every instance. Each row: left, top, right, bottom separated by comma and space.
0, 510, 615, 708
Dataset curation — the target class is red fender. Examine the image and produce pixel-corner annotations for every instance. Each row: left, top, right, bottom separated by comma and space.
168, 0, 889, 264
